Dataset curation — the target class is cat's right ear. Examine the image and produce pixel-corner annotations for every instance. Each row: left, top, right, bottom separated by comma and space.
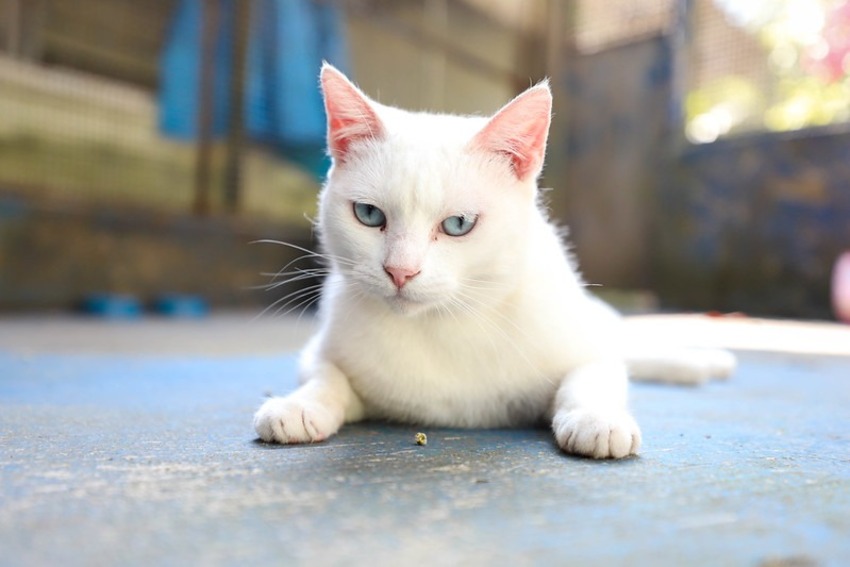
320, 63, 384, 163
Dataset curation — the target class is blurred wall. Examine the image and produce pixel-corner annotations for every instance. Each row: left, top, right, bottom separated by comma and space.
553, 32, 850, 318
344, 1, 517, 115
0, 193, 311, 311
656, 129, 850, 318
548, 37, 672, 290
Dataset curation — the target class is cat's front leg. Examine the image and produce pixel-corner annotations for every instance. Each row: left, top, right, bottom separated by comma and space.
551, 361, 641, 459
253, 358, 364, 444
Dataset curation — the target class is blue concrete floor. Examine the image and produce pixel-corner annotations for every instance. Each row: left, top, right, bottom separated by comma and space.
1, 347, 848, 566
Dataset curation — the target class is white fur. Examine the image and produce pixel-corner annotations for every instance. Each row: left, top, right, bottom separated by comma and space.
625, 347, 736, 386
254, 65, 732, 458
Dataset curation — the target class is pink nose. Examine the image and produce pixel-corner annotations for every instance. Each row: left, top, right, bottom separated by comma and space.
384, 265, 420, 289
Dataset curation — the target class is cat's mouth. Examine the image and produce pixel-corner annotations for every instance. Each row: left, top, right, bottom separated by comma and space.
384, 289, 434, 316
353, 271, 441, 315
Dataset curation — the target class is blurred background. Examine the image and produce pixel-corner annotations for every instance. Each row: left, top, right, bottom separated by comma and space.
0, 0, 849, 320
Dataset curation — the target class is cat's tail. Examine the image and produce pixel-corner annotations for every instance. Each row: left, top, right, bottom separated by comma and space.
623, 347, 737, 386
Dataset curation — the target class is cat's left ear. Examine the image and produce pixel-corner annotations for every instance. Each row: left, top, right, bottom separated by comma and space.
470, 81, 552, 181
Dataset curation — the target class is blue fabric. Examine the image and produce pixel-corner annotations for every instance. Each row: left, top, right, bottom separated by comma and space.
159, 0, 234, 141
158, 0, 350, 178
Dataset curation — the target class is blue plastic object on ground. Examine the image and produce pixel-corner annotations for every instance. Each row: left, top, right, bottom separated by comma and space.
152, 294, 210, 318
80, 293, 143, 319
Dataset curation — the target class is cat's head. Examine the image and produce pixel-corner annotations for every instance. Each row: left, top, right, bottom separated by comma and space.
317, 63, 551, 317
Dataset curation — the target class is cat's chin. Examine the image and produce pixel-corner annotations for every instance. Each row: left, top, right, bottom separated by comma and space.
385, 296, 433, 317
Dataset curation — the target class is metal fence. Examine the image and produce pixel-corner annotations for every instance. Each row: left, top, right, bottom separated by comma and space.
0, 0, 323, 228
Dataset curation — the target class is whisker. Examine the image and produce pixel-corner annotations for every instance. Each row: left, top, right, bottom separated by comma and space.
266, 262, 325, 282
250, 270, 329, 292
460, 276, 510, 289
296, 292, 324, 324
263, 270, 329, 291
251, 239, 356, 267
272, 286, 325, 319
260, 268, 328, 279
254, 282, 326, 321
252, 239, 359, 322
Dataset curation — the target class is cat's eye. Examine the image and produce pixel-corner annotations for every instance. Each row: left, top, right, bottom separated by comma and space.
441, 214, 477, 237
353, 202, 386, 228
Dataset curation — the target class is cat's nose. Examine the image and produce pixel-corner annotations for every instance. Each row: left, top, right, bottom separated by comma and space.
384, 265, 420, 289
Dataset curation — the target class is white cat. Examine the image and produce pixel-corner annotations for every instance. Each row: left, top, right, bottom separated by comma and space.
254, 64, 734, 459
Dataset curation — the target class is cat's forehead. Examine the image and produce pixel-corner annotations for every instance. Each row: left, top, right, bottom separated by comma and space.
380, 105, 489, 148
327, 106, 499, 217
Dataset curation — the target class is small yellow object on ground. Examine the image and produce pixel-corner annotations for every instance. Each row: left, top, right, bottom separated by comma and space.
414, 432, 427, 446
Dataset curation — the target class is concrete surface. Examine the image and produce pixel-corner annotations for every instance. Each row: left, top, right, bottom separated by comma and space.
1, 314, 849, 566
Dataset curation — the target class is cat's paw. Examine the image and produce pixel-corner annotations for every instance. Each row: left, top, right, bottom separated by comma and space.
253, 396, 341, 444
552, 408, 641, 459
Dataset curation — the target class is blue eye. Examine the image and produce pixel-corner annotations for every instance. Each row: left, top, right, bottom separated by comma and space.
441, 214, 477, 237
353, 202, 386, 228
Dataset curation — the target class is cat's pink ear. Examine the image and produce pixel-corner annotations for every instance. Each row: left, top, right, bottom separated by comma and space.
320, 63, 384, 162
471, 81, 552, 181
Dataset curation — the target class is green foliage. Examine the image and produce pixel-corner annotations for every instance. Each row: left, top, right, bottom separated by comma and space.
686, 0, 850, 142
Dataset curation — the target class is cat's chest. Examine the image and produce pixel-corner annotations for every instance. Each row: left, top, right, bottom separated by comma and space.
322, 303, 563, 426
